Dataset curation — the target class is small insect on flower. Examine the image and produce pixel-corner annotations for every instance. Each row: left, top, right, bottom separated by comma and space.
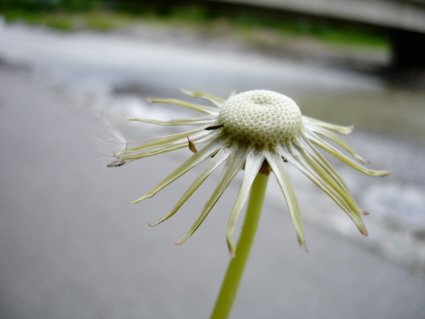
108, 89, 389, 256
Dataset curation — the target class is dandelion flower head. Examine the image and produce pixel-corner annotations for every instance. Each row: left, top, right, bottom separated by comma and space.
108, 89, 389, 256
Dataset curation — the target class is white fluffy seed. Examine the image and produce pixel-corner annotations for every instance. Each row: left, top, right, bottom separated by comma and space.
218, 90, 303, 147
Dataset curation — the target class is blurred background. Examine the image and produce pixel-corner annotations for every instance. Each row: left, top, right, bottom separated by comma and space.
1, 1, 425, 318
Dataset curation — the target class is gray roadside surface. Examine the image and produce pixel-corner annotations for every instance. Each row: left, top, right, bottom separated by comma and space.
1, 24, 425, 319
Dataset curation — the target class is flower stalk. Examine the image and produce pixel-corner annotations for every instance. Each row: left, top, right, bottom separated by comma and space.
106, 88, 389, 319
210, 172, 269, 319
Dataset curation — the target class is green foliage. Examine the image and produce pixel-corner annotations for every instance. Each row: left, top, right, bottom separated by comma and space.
0, 0, 56, 15
0, 0, 387, 48
60, 0, 102, 12
44, 17, 74, 31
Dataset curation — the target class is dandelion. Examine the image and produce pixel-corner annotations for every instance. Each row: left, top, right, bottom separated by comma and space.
108, 89, 389, 319
108, 89, 389, 255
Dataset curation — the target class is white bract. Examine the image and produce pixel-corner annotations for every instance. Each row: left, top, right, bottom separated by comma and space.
109, 89, 389, 256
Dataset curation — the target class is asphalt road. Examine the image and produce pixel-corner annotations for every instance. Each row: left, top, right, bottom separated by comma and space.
1, 59, 425, 319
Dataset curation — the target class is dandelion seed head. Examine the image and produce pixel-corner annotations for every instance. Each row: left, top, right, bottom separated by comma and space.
218, 90, 302, 147
107, 89, 389, 255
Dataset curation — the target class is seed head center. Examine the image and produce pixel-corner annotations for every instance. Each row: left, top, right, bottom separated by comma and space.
218, 90, 303, 147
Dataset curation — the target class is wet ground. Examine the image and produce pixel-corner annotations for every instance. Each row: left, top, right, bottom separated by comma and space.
1, 23, 425, 319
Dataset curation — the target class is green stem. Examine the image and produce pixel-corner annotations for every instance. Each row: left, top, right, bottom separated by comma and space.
210, 173, 269, 319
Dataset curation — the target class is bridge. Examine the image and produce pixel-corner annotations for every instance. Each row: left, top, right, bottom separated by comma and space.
206, 0, 425, 68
